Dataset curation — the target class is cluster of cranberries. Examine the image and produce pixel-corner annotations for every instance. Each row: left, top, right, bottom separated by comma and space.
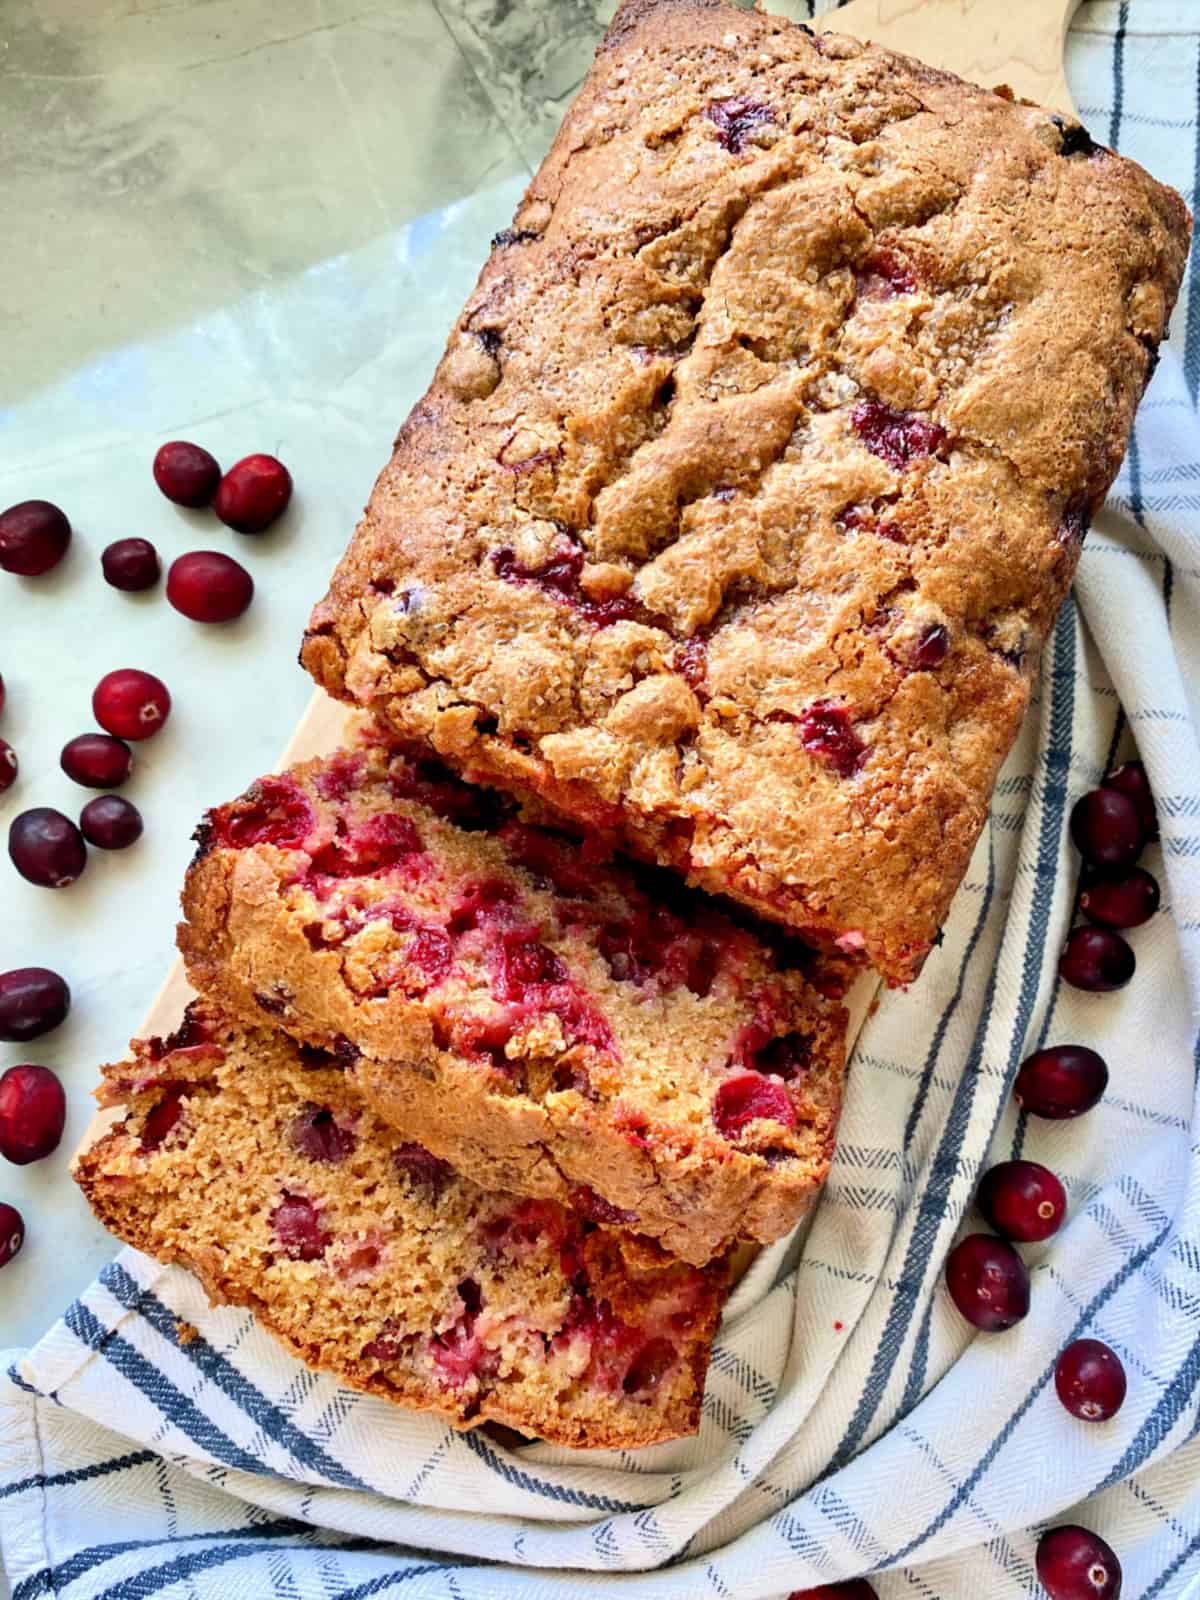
1061, 761, 1160, 992
0, 443, 293, 1266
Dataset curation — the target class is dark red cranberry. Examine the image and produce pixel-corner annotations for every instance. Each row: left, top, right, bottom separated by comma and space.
1102, 760, 1157, 841
1069, 789, 1143, 870
213, 776, 313, 850
140, 1088, 186, 1151
976, 1160, 1066, 1242
214, 453, 292, 533
1036, 1525, 1122, 1600
567, 1185, 637, 1225
0, 739, 16, 792
499, 934, 568, 998
0, 1202, 25, 1266
8, 808, 87, 888
61, 732, 133, 789
851, 400, 945, 469
787, 1584, 879, 1600
166, 551, 254, 623
911, 623, 949, 669
0, 967, 70, 1042
944, 1233, 1030, 1331
0, 1064, 66, 1164
92, 669, 171, 741
405, 927, 452, 988
704, 96, 777, 153
309, 814, 421, 876
798, 701, 866, 777
491, 540, 637, 628
1055, 1338, 1127, 1422
153, 441, 221, 507
1059, 926, 1135, 992
622, 1337, 676, 1394
80, 795, 143, 850
1015, 1046, 1107, 1118
0, 500, 71, 576
393, 1142, 454, 1198
1080, 867, 1159, 929
101, 538, 160, 592
271, 1192, 329, 1260
713, 1071, 797, 1139
750, 1031, 811, 1080
290, 1105, 357, 1164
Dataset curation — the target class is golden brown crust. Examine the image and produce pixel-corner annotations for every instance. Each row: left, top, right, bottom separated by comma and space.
75, 1007, 728, 1450
300, 0, 1190, 985
178, 731, 847, 1267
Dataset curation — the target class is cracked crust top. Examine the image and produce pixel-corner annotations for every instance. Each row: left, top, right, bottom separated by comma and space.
302, 0, 1190, 984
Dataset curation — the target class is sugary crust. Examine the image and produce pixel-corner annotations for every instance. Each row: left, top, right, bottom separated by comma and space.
75, 1008, 728, 1449
301, 0, 1190, 984
178, 735, 847, 1266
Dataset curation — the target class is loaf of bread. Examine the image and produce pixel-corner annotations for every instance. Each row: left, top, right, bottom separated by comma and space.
301, 0, 1190, 984
178, 728, 847, 1266
75, 1005, 729, 1448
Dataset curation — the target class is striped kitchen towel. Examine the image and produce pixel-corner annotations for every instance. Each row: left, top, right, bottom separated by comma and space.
2, 3, 1199, 1595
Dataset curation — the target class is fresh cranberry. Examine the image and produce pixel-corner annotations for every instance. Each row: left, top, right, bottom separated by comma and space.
798, 701, 866, 777
1055, 1338, 1127, 1422
787, 1584, 879, 1600
0, 1064, 66, 1164
290, 1104, 357, 1164
1015, 1046, 1107, 1118
80, 795, 143, 850
101, 538, 160, 592
211, 776, 314, 850
0, 500, 71, 576
166, 551, 254, 623
704, 96, 777, 153
8, 808, 87, 887
1059, 926, 1135, 992
713, 1071, 797, 1139
0, 968, 70, 1042
309, 813, 421, 876
0, 1202, 25, 1267
1102, 760, 1157, 841
1069, 789, 1143, 870
449, 877, 520, 933
976, 1160, 1066, 1242
271, 1193, 329, 1260
61, 733, 133, 789
405, 927, 452, 988
0, 739, 16, 793
153, 441, 221, 507
491, 541, 637, 628
1079, 867, 1159, 929
214, 453, 292, 533
92, 669, 171, 741
393, 1142, 455, 1197
911, 623, 950, 669
1036, 1526, 1122, 1600
498, 933, 567, 999
851, 400, 945, 469
944, 1233, 1030, 1331
140, 1088, 187, 1151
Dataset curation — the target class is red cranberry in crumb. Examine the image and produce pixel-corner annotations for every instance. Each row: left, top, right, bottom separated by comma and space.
0, 968, 70, 1042
704, 96, 777, 154
1069, 789, 1143, 870
9, 808, 87, 887
911, 623, 950, 669
93, 669, 171, 741
622, 1337, 676, 1395
167, 551, 254, 623
1080, 867, 1159, 930
945, 1233, 1029, 1331
153, 441, 221, 507
0, 1203, 25, 1266
788, 1584, 879, 1599
214, 453, 292, 533
1059, 926, 1135, 992
0, 739, 16, 792
80, 795, 143, 850
61, 733, 133, 789
1102, 760, 1157, 841
271, 1193, 329, 1260
393, 1142, 454, 1197
1015, 1046, 1107, 1118
290, 1105, 357, 1164
713, 1071, 797, 1139
1036, 1526, 1122, 1600
1055, 1338, 1127, 1422
851, 400, 945, 469
0, 500, 71, 576
101, 538, 160, 592
798, 701, 866, 777
215, 776, 313, 850
140, 1089, 186, 1151
976, 1160, 1066, 1243
568, 1186, 637, 1226
0, 1064, 66, 1164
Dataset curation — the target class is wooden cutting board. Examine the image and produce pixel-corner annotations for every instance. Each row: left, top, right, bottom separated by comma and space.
79, 0, 1081, 1143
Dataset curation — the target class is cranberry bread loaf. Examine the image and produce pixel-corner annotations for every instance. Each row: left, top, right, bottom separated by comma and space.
75, 1005, 728, 1448
301, 0, 1190, 985
178, 732, 847, 1266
